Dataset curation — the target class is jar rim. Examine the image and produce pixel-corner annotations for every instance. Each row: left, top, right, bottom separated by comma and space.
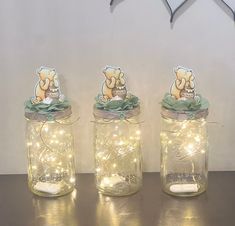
161, 106, 208, 121
93, 105, 140, 120
25, 106, 72, 121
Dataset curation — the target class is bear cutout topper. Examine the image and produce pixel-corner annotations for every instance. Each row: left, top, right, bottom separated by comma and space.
32, 66, 64, 105
170, 66, 196, 100
102, 66, 127, 101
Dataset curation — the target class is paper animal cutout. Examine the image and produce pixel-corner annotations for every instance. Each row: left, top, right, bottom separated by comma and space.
110, 0, 189, 22
32, 66, 62, 104
170, 66, 195, 100
110, 0, 235, 22
102, 66, 127, 100
221, 0, 235, 21
165, 0, 189, 22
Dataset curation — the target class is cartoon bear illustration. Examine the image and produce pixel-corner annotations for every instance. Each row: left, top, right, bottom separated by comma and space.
32, 67, 60, 104
102, 66, 126, 100
170, 66, 195, 100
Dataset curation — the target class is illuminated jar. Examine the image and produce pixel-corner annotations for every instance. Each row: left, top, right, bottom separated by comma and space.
25, 67, 76, 197
160, 66, 209, 197
94, 66, 142, 196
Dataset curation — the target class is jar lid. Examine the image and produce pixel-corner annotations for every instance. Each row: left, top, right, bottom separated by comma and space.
93, 105, 140, 120
161, 106, 208, 121
25, 106, 72, 121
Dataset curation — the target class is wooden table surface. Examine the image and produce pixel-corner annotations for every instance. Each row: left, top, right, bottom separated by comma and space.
1, 172, 235, 226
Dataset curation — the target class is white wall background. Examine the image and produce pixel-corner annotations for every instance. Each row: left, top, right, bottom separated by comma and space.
1, 0, 235, 174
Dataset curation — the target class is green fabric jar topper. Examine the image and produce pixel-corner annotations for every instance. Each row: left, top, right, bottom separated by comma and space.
94, 66, 140, 120
161, 66, 209, 120
24, 66, 72, 121
162, 93, 209, 112
95, 93, 139, 111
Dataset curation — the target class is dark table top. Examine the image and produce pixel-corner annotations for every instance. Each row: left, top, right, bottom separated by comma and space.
1, 172, 235, 226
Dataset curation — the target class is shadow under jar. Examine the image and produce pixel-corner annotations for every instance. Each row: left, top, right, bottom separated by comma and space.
25, 107, 76, 197
160, 107, 209, 197
93, 106, 142, 196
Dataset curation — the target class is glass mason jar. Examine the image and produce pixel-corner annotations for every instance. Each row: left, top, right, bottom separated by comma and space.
93, 106, 142, 196
25, 107, 76, 197
160, 107, 209, 197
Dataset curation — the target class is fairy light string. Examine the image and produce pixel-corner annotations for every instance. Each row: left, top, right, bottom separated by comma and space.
39, 116, 80, 152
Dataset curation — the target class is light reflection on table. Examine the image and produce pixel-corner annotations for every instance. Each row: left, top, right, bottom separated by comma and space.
156, 194, 207, 226
0, 173, 234, 226
96, 193, 142, 226
32, 189, 78, 226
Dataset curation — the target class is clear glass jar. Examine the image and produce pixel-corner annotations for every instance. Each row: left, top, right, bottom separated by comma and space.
160, 108, 209, 197
93, 107, 142, 196
25, 109, 76, 197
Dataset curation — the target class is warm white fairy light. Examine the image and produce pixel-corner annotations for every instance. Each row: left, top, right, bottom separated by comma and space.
32, 165, 37, 170
27, 142, 32, 147
44, 126, 49, 132
69, 177, 75, 183
195, 135, 201, 142
94, 118, 142, 196
201, 149, 206, 154
117, 140, 125, 146
26, 118, 75, 196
